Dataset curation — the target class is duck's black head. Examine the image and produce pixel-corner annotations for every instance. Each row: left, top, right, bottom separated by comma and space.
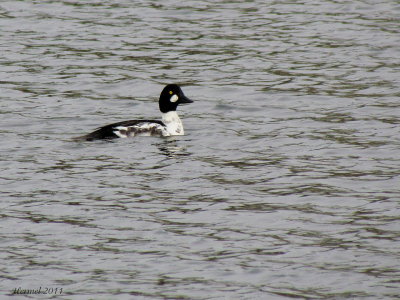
159, 84, 193, 113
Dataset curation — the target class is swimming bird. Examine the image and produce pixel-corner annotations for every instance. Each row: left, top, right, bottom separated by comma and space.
82, 84, 193, 141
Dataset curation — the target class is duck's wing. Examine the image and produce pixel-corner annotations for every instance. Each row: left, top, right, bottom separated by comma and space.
82, 119, 166, 141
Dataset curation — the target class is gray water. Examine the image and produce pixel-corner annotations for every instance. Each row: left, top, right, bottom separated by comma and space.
1, 0, 400, 299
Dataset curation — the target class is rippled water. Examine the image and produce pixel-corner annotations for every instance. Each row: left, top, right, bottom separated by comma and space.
1, 0, 400, 299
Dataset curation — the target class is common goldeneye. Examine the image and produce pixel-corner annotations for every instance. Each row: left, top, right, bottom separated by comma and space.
82, 84, 193, 141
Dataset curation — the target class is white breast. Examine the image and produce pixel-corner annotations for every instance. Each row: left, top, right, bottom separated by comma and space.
162, 111, 184, 136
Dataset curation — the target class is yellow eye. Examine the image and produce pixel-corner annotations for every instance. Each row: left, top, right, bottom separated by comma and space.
169, 91, 173, 95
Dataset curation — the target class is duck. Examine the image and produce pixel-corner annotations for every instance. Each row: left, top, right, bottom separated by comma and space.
82, 84, 193, 141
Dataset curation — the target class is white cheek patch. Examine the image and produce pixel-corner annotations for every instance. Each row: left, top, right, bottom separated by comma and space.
170, 94, 179, 103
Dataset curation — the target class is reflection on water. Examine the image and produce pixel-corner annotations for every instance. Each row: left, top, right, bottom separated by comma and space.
156, 138, 192, 158
1, 0, 399, 299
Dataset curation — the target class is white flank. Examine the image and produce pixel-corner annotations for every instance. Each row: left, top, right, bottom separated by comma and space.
114, 123, 170, 137
134, 123, 164, 136
162, 111, 184, 135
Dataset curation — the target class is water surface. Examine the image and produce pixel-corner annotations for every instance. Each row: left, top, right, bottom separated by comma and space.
1, 0, 399, 299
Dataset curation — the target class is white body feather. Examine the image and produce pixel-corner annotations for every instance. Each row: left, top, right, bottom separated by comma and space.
112, 112, 184, 138
162, 111, 184, 136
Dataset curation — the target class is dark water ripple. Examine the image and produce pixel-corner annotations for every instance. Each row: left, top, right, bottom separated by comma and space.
1, 0, 400, 299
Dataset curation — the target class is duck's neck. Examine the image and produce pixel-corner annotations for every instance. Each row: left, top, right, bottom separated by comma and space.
162, 111, 184, 136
